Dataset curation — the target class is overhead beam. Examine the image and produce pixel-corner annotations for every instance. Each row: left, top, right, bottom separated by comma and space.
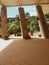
0, 0, 49, 7
0, 3, 49, 7
0, 0, 4, 6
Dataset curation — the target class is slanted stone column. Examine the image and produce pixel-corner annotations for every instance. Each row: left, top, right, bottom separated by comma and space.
1, 6, 9, 39
18, 7, 30, 39
36, 5, 49, 38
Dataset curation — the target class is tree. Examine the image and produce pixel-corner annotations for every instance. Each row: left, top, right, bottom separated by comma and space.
8, 22, 18, 34
25, 13, 30, 17
45, 13, 49, 18
27, 16, 40, 32
16, 15, 20, 22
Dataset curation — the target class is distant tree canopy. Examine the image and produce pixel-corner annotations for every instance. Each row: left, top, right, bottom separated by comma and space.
0, 12, 41, 34
25, 13, 30, 17
44, 13, 49, 30
27, 16, 40, 32
8, 15, 40, 33
45, 13, 49, 18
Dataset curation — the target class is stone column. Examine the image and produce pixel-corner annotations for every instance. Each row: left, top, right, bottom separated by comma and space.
36, 5, 49, 38
1, 6, 9, 39
18, 7, 30, 39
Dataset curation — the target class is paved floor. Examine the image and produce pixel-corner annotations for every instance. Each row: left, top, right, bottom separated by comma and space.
0, 38, 49, 65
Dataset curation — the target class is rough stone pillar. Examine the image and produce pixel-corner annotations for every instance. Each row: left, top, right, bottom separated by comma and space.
1, 6, 9, 39
36, 5, 49, 38
18, 7, 30, 39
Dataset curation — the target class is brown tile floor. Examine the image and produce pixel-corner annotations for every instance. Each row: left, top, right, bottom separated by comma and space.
0, 38, 49, 65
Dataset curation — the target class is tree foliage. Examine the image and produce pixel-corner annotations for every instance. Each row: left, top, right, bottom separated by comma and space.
27, 16, 40, 32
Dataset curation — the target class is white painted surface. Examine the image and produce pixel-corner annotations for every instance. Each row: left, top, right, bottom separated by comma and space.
0, 38, 14, 52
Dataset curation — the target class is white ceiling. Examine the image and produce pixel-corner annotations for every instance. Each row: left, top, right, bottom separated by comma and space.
0, 0, 49, 6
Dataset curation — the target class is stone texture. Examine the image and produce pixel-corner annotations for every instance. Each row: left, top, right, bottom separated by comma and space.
36, 5, 49, 38
19, 7, 30, 39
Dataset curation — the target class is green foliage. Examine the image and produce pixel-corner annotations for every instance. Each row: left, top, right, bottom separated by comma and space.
8, 22, 19, 34
27, 16, 40, 32
8, 16, 20, 34
16, 15, 20, 21
44, 13, 49, 30
0, 14, 40, 35
45, 13, 49, 18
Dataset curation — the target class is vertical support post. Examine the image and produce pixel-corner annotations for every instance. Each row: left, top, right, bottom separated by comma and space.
1, 6, 9, 39
18, 7, 30, 39
36, 5, 49, 38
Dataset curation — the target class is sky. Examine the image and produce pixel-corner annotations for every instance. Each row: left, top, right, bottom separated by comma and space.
0, 5, 37, 18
